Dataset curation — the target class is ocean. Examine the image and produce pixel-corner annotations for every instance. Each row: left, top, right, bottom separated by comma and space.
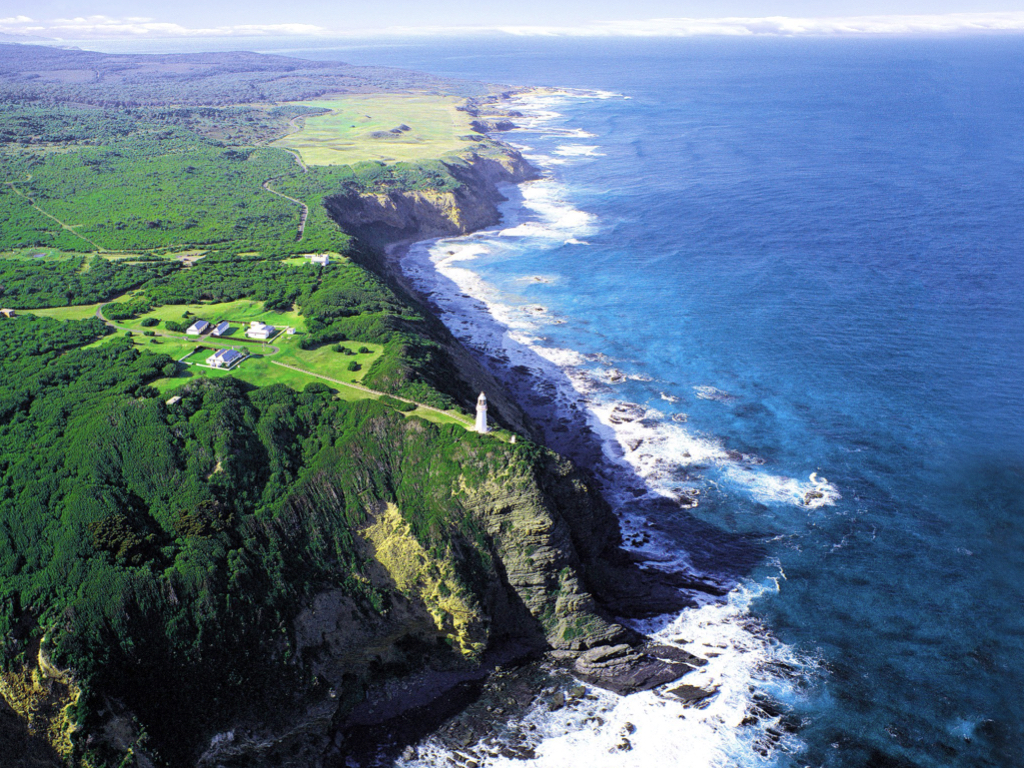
87, 34, 1024, 767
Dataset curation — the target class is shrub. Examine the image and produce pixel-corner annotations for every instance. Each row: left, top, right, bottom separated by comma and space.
140, 318, 159, 327
346, 361, 360, 372
379, 395, 416, 412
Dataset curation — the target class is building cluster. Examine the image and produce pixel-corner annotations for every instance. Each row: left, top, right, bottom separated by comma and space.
184, 318, 278, 340
308, 254, 330, 266
246, 321, 275, 340
178, 317, 283, 371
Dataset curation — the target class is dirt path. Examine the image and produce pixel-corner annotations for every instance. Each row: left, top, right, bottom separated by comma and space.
269, 360, 476, 428
261, 144, 310, 242
261, 180, 309, 242
5, 178, 106, 252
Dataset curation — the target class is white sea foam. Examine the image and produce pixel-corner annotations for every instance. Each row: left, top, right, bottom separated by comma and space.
394, 87, 826, 768
723, 466, 842, 509
553, 144, 605, 157
399, 579, 812, 768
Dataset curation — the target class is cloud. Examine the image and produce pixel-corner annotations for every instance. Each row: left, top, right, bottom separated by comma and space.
479, 12, 1024, 38
3, 12, 1024, 40
0, 14, 331, 38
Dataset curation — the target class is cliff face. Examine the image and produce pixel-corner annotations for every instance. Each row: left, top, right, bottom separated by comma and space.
323, 151, 538, 248
191, 404, 632, 768
323, 149, 543, 440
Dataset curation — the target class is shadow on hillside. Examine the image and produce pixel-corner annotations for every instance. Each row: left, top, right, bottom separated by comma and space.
0, 698, 63, 768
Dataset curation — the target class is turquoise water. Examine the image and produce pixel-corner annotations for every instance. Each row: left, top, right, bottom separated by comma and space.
89, 35, 1024, 766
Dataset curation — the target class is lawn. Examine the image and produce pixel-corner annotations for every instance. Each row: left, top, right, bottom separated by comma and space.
21, 290, 135, 321
0, 247, 78, 262
143, 333, 476, 429
120, 298, 306, 333
149, 349, 381, 403
272, 95, 477, 166
22, 303, 105, 321
281, 253, 345, 267
274, 336, 383, 384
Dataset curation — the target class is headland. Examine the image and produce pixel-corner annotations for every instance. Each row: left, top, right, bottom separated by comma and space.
0, 43, 704, 768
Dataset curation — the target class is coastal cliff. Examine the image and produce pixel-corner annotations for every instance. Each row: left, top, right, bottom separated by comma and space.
0, 121, 677, 768
324, 150, 538, 248
324, 147, 543, 440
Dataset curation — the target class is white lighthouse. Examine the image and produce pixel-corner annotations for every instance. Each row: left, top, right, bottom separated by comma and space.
475, 392, 489, 434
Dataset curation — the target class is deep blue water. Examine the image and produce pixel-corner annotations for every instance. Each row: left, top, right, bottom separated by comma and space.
92, 35, 1024, 767
335, 37, 1024, 768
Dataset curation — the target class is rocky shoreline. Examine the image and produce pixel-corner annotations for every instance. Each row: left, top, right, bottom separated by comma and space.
316, 95, 719, 766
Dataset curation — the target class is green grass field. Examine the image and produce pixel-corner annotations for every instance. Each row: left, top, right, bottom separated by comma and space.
273, 95, 477, 166
119, 298, 307, 333
22, 303, 105, 321
20, 290, 135, 320
273, 336, 382, 383
139, 331, 476, 429
0, 247, 76, 262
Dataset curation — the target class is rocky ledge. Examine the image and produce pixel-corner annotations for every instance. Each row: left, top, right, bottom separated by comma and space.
571, 642, 708, 696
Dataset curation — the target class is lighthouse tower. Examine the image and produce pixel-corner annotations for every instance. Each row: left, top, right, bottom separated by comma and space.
475, 392, 489, 434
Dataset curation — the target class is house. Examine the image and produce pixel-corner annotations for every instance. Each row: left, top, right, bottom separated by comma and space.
309, 254, 330, 266
165, 395, 182, 406
185, 319, 210, 336
246, 321, 276, 340
210, 320, 231, 338
206, 348, 245, 369
0, 309, 15, 319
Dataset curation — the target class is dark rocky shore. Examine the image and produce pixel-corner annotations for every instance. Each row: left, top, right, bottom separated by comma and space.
318, 111, 722, 767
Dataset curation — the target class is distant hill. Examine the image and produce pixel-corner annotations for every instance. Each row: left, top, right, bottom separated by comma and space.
0, 33, 56, 43
0, 43, 489, 106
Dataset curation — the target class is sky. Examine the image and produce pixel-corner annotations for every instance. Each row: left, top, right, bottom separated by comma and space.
4, 1, 1024, 39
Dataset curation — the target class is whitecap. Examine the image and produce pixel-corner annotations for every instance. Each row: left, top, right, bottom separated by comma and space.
722, 466, 841, 509
398, 578, 813, 768
553, 144, 605, 157
394, 87, 823, 768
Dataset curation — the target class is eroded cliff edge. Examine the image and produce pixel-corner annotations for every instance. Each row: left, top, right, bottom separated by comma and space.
324, 151, 538, 249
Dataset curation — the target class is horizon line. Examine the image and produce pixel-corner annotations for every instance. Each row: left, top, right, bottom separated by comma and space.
6, 12, 1024, 41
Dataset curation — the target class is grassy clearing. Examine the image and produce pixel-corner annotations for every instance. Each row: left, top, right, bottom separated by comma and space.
274, 337, 382, 384
22, 303, 104, 321
89, 331, 479, 430
150, 350, 381, 402
273, 95, 476, 166
20, 291, 135, 320
0, 247, 77, 262
409, 407, 474, 429
120, 299, 306, 333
